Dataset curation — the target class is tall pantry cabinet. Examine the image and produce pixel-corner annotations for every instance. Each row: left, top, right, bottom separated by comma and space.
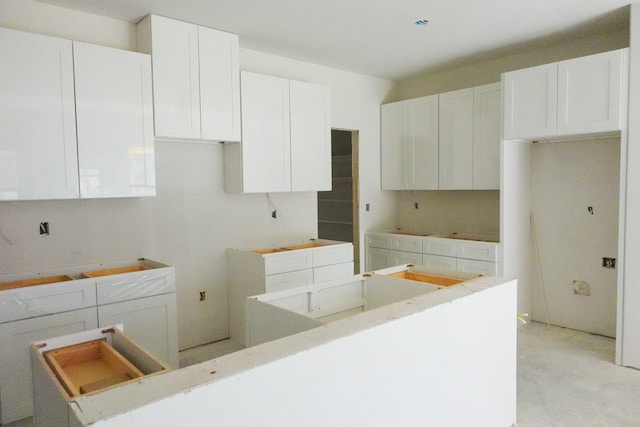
136, 14, 241, 142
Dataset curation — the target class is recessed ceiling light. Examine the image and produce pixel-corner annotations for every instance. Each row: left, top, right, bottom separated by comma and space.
415, 19, 429, 25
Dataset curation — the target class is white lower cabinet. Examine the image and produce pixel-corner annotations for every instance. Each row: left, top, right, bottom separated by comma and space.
365, 232, 499, 275
0, 258, 177, 424
0, 308, 98, 424
227, 240, 353, 346
98, 293, 178, 369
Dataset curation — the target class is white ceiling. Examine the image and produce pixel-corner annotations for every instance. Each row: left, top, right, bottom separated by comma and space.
36, 0, 630, 81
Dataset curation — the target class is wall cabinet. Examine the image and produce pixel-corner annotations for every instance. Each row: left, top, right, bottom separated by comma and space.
439, 88, 474, 189
381, 83, 500, 191
0, 27, 79, 200
224, 71, 331, 193
227, 240, 353, 346
365, 231, 499, 275
381, 95, 439, 190
503, 49, 628, 140
0, 259, 177, 424
74, 42, 155, 197
0, 27, 156, 201
137, 14, 241, 142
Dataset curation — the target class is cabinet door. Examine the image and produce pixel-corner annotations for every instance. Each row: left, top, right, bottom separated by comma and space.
391, 250, 422, 266
366, 247, 393, 272
264, 269, 314, 293
145, 15, 201, 139
557, 49, 626, 135
0, 308, 97, 424
0, 28, 78, 200
290, 80, 332, 191
380, 101, 408, 189
439, 88, 474, 189
473, 83, 501, 189
456, 259, 497, 276
408, 95, 439, 189
503, 63, 557, 139
98, 293, 178, 369
240, 72, 291, 192
423, 254, 457, 271
199, 26, 241, 142
74, 42, 155, 197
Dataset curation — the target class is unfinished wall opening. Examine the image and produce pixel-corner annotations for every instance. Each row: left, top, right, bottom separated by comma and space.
317, 129, 360, 273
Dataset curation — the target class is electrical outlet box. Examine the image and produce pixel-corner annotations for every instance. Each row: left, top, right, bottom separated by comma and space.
602, 258, 616, 269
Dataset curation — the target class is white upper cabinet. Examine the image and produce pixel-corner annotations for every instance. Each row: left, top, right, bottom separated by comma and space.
74, 42, 155, 197
557, 49, 626, 135
290, 80, 331, 191
503, 48, 627, 140
225, 72, 331, 193
473, 83, 501, 189
0, 28, 79, 200
381, 95, 439, 190
439, 88, 474, 190
137, 15, 240, 142
503, 63, 557, 140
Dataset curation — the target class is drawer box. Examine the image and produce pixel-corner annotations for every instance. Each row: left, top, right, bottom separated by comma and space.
0, 279, 96, 324
44, 339, 144, 397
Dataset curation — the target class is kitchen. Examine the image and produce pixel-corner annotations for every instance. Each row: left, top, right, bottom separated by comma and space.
0, 0, 639, 425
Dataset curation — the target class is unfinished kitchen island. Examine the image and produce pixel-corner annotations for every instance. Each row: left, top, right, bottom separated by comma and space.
64, 265, 517, 427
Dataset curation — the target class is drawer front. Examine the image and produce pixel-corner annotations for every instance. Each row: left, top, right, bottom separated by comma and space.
365, 233, 392, 249
391, 250, 422, 266
313, 244, 353, 267
314, 262, 354, 283
96, 267, 175, 305
456, 259, 497, 276
264, 251, 313, 275
265, 269, 314, 293
423, 237, 457, 257
423, 254, 457, 271
456, 241, 498, 262
0, 279, 96, 323
391, 235, 423, 253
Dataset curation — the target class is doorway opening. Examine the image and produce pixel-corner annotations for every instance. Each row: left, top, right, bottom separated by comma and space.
317, 129, 360, 273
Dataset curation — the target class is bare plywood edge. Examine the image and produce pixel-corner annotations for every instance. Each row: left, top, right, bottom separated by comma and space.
0, 274, 73, 291
388, 271, 464, 287
81, 265, 150, 278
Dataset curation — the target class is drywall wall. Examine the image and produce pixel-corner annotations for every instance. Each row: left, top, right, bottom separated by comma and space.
396, 190, 500, 236
620, 3, 640, 368
0, 0, 395, 349
70, 277, 517, 427
530, 138, 620, 337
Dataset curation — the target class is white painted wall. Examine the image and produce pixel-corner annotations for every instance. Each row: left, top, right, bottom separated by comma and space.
396, 190, 500, 236
70, 278, 517, 427
0, 0, 395, 349
620, 3, 640, 368
530, 138, 620, 337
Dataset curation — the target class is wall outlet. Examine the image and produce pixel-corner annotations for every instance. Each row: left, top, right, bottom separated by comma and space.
602, 258, 616, 269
